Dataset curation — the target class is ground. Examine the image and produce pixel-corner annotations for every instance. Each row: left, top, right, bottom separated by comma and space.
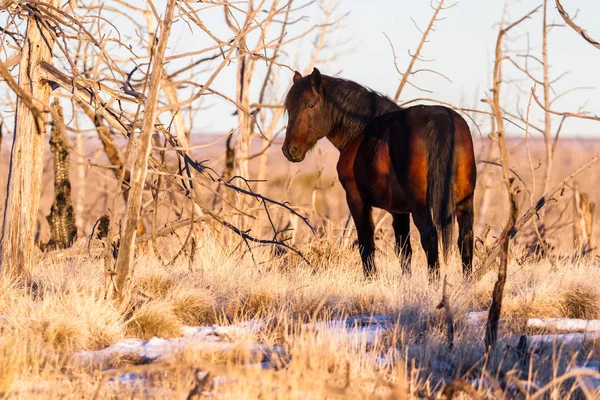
1, 137, 600, 398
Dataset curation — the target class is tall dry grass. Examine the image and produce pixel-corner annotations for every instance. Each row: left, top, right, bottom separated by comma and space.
4, 137, 600, 250
0, 231, 598, 398
2, 138, 600, 397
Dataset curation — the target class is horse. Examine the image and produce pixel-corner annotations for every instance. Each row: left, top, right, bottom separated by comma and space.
282, 68, 476, 280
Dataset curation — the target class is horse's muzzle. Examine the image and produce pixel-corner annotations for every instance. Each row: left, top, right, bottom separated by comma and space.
282, 145, 305, 162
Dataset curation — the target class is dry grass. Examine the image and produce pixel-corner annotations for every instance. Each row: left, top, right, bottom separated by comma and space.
170, 288, 215, 325
561, 281, 600, 319
0, 233, 597, 398
2, 140, 600, 397
125, 300, 183, 340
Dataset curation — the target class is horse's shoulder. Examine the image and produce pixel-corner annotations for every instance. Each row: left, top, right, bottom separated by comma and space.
336, 136, 363, 185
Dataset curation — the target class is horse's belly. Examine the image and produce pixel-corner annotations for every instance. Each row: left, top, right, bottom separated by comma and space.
366, 145, 411, 213
370, 181, 410, 213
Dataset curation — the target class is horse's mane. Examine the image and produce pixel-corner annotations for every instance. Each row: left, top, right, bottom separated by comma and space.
285, 75, 401, 140
285, 75, 402, 145
324, 77, 401, 132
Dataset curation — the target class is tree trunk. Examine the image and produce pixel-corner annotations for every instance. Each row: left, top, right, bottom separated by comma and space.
573, 182, 594, 256
107, 0, 176, 302
74, 119, 86, 232
0, 0, 61, 279
540, 0, 553, 219
43, 98, 77, 250
234, 47, 252, 179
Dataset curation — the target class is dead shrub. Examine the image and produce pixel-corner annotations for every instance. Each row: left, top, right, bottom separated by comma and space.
560, 283, 600, 319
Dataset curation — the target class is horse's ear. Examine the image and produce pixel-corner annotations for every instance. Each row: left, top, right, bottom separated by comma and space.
310, 68, 322, 91
293, 71, 302, 84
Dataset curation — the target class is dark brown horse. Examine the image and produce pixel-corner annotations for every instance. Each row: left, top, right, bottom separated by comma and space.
282, 68, 476, 279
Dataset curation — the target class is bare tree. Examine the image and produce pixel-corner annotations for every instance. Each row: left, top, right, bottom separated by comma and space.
105, 0, 177, 302
484, 6, 540, 350
0, 0, 335, 292
497, 0, 597, 253
0, 0, 61, 279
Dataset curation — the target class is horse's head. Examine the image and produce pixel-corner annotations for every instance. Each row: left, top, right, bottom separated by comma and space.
282, 68, 331, 162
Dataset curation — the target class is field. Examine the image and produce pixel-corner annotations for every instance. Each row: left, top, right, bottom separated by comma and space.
1, 0, 600, 397
2, 136, 600, 399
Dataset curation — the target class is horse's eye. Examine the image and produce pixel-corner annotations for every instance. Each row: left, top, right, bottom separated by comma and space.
307, 103, 315, 109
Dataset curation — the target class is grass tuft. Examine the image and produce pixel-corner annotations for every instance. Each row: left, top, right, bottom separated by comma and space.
135, 270, 177, 298
40, 317, 86, 352
560, 282, 600, 319
126, 301, 182, 340
170, 288, 216, 325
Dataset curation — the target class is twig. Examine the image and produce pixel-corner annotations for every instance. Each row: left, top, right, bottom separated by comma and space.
436, 275, 454, 350
393, 0, 447, 101
531, 87, 600, 122
555, 0, 600, 50
0, 59, 44, 135
474, 153, 600, 280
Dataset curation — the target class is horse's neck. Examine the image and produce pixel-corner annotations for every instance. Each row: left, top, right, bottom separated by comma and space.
326, 128, 354, 151
322, 78, 399, 151
326, 125, 363, 151
325, 98, 398, 151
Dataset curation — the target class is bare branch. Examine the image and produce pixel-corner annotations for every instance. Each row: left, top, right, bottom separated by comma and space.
393, 0, 446, 101
474, 153, 600, 280
531, 87, 600, 121
555, 0, 600, 50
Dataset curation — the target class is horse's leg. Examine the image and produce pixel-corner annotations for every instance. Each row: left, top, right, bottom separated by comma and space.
392, 213, 412, 275
347, 196, 376, 277
456, 196, 474, 278
412, 208, 439, 281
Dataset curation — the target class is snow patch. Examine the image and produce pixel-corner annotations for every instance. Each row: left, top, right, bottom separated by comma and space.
77, 316, 394, 370
527, 318, 600, 333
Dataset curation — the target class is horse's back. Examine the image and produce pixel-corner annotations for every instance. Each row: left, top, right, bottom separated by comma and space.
401, 105, 476, 205
337, 104, 475, 213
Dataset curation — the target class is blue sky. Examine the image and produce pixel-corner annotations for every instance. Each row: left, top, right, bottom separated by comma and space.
164, 0, 600, 138
2, 1, 597, 138
329, 0, 600, 137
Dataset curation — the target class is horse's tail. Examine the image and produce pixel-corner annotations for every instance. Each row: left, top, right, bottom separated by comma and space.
425, 109, 456, 263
